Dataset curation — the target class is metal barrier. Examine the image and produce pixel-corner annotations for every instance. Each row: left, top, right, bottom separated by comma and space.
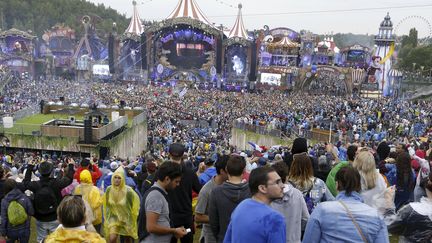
234, 121, 341, 143
233, 121, 282, 137
0, 123, 42, 135
13, 105, 39, 121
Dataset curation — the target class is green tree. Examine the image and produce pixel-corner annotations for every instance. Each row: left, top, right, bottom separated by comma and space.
401, 28, 418, 48
398, 45, 432, 71
0, 0, 128, 38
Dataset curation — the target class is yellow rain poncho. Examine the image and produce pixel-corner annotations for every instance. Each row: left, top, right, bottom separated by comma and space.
103, 167, 140, 239
74, 170, 103, 225
45, 228, 106, 243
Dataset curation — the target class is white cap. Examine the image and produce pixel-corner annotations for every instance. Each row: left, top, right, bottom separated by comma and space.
110, 162, 119, 171
240, 152, 247, 158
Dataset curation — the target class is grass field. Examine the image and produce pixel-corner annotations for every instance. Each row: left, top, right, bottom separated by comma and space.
1, 113, 134, 135
1, 114, 84, 135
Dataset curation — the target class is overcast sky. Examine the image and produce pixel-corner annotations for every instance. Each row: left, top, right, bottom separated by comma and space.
88, 0, 432, 37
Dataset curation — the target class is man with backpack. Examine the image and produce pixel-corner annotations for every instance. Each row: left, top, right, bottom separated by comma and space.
138, 161, 187, 243
0, 179, 34, 243
167, 143, 202, 243
22, 159, 75, 242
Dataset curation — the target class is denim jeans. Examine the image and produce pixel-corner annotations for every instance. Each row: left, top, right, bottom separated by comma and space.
36, 219, 59, 242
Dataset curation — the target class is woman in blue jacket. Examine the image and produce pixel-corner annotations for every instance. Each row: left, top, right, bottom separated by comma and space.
303, 166, 389, 243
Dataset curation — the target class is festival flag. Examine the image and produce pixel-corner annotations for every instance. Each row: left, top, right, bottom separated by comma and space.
248, 141, 263, 152
179, 87, 188, 98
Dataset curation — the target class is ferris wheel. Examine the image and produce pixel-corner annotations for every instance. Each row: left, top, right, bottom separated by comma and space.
394, 15, 432, 46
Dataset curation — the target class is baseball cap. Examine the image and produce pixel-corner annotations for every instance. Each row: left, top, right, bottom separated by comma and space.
110, 162, 119, 171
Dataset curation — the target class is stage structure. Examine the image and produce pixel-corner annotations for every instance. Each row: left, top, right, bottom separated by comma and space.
73, 15, 108, 61
341, 44, 371, 68
120, 0, 144, 81
74, 15, 108, 81
0, 28, 36, 77
144, 0, 223, 87
39, 24, 76, 77
258, 27, 301, 90
299, 31, 317, 68
372, 13, 396, 97
387, 68, 403, 98
312, 36, 340, 66
222, 4, 253, 91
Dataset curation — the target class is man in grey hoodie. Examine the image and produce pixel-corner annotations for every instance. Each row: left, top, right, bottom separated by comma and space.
208, 155, 251, 243
270, 161, 309, 243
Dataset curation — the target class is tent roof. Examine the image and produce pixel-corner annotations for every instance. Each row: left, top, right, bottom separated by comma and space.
167, 0, 213, 26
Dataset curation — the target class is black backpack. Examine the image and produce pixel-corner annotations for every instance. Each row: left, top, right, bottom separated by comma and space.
140, 174, 156, 195
138, 186, 171, 241
34, 181, 59, 215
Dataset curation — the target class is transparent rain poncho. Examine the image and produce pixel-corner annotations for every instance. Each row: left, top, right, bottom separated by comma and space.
103, 167, 140, 239
387, 197, 432, 242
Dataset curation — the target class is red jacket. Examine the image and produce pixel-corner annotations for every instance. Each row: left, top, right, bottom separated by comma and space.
73, 164, 102, 185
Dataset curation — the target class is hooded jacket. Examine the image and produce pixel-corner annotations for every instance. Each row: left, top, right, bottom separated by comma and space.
74, 170, 103, 225
0, 188, 34, 237
103, 167, 140, 239
208, 181, 251, 243
74, 164, 102, 185
44, 227, 106, 243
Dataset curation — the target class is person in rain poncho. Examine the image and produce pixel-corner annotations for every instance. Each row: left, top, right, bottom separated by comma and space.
103, 166, 140, 243
44, 195, 105, 243
74, 170, 103, 232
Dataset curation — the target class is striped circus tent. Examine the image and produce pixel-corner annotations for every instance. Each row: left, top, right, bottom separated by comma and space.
125, 1, 143, 36
167, 0, 213, 26
351, 68, 365, 84
268, 36, 300, 47
388, 68, 403, 77
228, 4, 249, 39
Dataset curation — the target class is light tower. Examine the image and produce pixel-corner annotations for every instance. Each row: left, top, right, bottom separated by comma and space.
374, 13, 395, 96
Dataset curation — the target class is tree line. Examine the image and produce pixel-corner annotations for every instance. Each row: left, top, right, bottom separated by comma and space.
0, 0, 129, 39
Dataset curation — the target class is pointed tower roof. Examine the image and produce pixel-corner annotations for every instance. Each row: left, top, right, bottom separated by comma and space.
380, 12, 393, 28
228, 4, 248, 39
167, 0, 213, 26
125, 1, 143, 36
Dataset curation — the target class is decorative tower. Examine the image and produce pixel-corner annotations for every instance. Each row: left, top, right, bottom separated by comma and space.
125, 0, 143, 37
374, 13, 395, 96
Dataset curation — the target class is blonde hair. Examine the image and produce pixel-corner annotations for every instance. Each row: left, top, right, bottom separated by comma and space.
352, 151, 377, 190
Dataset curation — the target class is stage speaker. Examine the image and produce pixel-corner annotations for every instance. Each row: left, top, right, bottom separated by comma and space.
120, 100, 126, 108
249, 41, 257, 81
141, 33, 147, 69
216, 38, 223, 74
59, 96, 65, 102
108, 34, 115, 74
84, 119, 92, 144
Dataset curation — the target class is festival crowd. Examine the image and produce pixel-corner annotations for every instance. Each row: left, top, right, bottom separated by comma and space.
0, 76, 431, 242
0, 138, 431, 242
